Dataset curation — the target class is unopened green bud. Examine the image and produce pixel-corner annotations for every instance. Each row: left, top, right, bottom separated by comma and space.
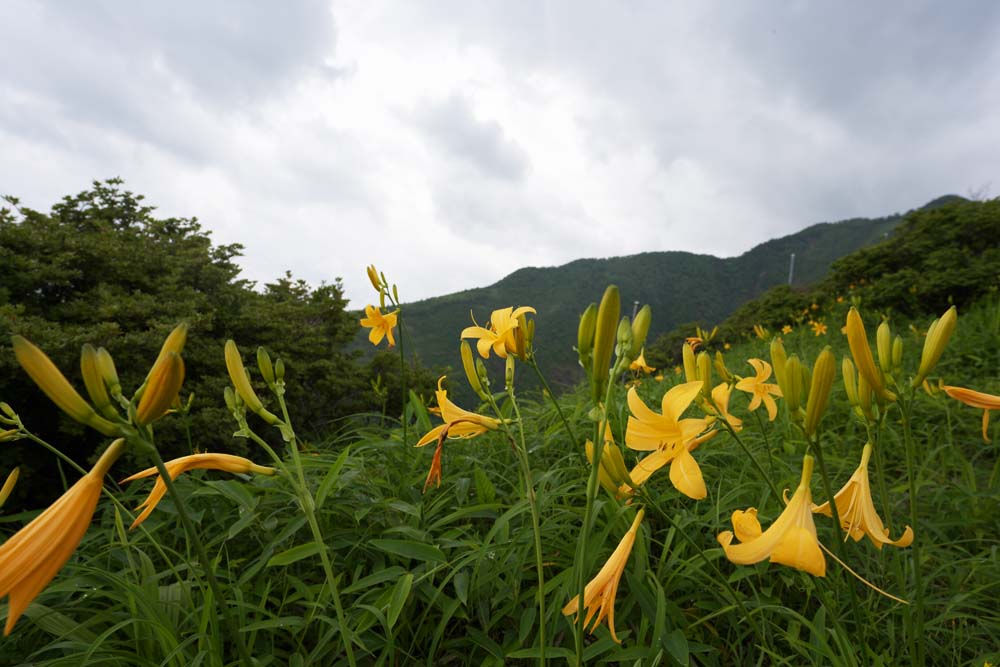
224, 340, 280, 425
696, 351, 712, 398
591, 286, 620, 401
857, 374, 875, 421
475, 357, 491, 391
785, 355, 803, 414
461, 341, 488, 399
505, 355, 515, 390
804, 347, 836, 438
0, 467, 19, 508
842, 357, 859, 406
577, 303, 598, 370
257, 347, 275, 387
224, 386, 238, 412
80, 344, 118, 420
770, 337, 788, 390
96, 347, 122, 399
914, 305, 957, 386
876, 321, 892, 374
0, 402, 15, 419
629, 305, 652, 360
615, 316, 633, 360
274, 358, 285, 382
892, 335, 903, 374
713, 351, 733, 384
682, 342, 697, 383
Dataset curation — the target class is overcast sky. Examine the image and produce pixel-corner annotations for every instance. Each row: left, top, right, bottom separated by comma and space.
1, 2, 997, 305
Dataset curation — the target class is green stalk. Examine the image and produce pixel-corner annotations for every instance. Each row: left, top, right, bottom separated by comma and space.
275, 395, 358, 667
720, 420, 781, 502
485, 388, 547, 666
572, 370, 617, 666
140, 433, 253, 665
899, 393, 925, 666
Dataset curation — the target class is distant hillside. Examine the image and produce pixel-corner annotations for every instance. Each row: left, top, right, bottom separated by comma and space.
388, 201, 937, 393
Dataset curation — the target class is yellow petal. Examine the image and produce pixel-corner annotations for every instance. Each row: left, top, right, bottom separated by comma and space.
669, 446, 706, 500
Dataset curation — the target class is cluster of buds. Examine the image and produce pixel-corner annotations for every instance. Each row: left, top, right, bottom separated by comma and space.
223, 340, 291, 440
576, 286, 652, 405
769, 338, 836, 437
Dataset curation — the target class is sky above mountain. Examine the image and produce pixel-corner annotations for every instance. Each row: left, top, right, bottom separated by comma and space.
1, 1, 997, 304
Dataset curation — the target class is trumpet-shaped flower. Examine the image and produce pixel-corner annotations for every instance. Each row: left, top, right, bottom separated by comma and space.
629, 350, 656, 374
122, 453, 276, 529
415, 377, 502, 447
718, 455, 826, 576
735, 359, 783, 421
563, 509, 644, 643
0, 438, 124, 635
942, 385, 1000, 442
627, 430, 717, 499
813, 443, 913, 549
461, 306, 535, 359
360, 305, 399, 348
625, 384, 711, 499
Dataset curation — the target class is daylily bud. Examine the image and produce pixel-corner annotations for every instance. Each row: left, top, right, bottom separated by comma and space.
80, 344, 118, 420
505, 355, 515, 390
591, 285, 620, 401
461, 341, 488, 400
914, 305, 957, 387
135, 352, 185, 425
96, 347, 122, 399
585, 439, 632, 497
11, 336, 119, 436
0, 402, 15, 419
577, 303, 598, 371
876, 321, 892, 376
256, 347, 276, 387
224, 386, 238, 412
224, 340, 280, 425
845, 307, 896, 402
274, 358, 285, 382
713, 351, 733, 384
147, 324, 188, 383
784, 355, 803, 415
770, 337, 788, 390
857, 374, 875, 421
892, 336, 904, 374
804, 347, 836, 438
697, 351, 712, 398
515, 313, 534, 361
475, 357, 491, 392
682, 342, 697, 384
367, 264, 381, 291
629, 305, 652, 360
0, 467, 18, 508
842, 357, 859, 406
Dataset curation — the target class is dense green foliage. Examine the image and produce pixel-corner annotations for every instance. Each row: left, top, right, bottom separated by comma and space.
397, 207, 904, 396
0, 180, 433, 506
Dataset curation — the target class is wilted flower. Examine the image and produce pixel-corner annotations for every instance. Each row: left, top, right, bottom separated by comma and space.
415, 377, 502, 447
629, 350, 656, 374
563, 509, 644, 643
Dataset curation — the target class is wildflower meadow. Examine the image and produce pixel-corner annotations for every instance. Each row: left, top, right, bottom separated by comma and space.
0, 257, 998, 667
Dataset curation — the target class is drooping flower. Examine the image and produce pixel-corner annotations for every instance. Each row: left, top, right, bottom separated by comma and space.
0, 438, 125, 635
629, 350, 656, 374
812, 443, 913, 549
359, 305, 399, 348
625, 384, 711, 499
735, 359, 783, 421
942, 385, 1000, 442
717, 455, 826, 576
461, 306, 536, 359
563, 509, 644, 643
415, 377, 502, 447
122, 453, 276, 529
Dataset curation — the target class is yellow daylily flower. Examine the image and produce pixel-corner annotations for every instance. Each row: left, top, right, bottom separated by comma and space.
735, 359, 783, 421
629, 350, 656, 374
718, 455, 826, 577
122, 453, 276, 529
625, 384, 711, 499
782, 324, 793, 334
810, 320, 828, 336
627, 430, 718, 500
563, 509, 644, 644
460, 306, 536, 359
360, 305, 399, 348
0, 438, 124, 635
813, 443, 913, 549
415, 377, 502, 447
943, 385, 1000, 442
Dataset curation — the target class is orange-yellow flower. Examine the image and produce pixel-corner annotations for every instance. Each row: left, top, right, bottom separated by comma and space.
753, 324, 769, 340
629, 350, 656, 374
707, 382, 743, 432
782, 325, 793, 335
122, 453, 276, 529
625, 384, 711, 499
685, 336, 703, 351
563, 509, 644, 643
813, 443, 913, 549
0, 438, 124, 635
718, 455, 825, 576
461, 306, 535, 359
943, 385, 1000, 442
627, 430, 717, 499
735, 359, 783, 421
810, 320, 828, 336
415, 377, 502, 447
359, 305, 399, 348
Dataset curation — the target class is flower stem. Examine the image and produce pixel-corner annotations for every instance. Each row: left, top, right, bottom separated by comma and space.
720, 420, 781, 502
899, 393, 925, 666
528, 356, 579, 447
